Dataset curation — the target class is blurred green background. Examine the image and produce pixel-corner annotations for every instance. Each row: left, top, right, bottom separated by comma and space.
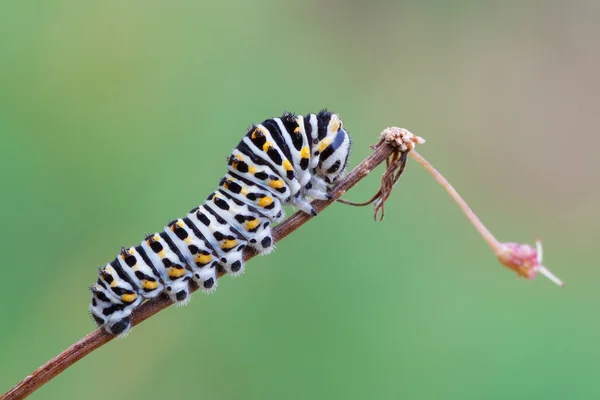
1, 0, 598, 399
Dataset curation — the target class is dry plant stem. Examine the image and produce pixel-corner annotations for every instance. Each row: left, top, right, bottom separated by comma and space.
409, 149, 564, 286
1, 140, 397, 400
409, 150, 503, 253
337, 151, 408, 221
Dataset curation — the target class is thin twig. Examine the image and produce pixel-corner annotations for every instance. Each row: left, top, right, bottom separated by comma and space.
337, 151, 408, 221
409, 150, 502, 254
2, 137, 399, 400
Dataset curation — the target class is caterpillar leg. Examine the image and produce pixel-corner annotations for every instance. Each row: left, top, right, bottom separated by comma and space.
304, 184, 331, 201
164, 276, 193, 304
191, 262, 219, 292
107, 317, 132, 336
216, 251, 245, 277
309, 175, 331, 195
303, 176, 335, 203
291, 193, 317, 216
247, 225, 274, 254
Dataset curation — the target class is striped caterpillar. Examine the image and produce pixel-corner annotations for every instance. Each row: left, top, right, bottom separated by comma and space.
89, 110, 351, 335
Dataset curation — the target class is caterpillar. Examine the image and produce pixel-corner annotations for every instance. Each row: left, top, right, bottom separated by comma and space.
89, 110, 351, 335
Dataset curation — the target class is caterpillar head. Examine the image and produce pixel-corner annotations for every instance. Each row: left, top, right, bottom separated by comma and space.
314, 111, 351, 184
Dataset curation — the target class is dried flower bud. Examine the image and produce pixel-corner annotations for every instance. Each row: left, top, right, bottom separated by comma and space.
496, 239, 564, 286
380, 127, 426, 152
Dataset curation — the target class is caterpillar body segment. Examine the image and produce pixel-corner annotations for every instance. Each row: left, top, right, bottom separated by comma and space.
165, 218, 219, 292
205, 191, 274, 255
218, 173, 285, 222
142, 232, 194, 302
116, 246, 164, 299
89, 110, 351, 336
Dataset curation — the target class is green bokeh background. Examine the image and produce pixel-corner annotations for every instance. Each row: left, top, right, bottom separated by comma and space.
1, 1, 598, 399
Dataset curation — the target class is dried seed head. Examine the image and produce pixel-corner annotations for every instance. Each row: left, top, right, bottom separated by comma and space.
380, 127, 426, 152
496, 239, 564, 286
